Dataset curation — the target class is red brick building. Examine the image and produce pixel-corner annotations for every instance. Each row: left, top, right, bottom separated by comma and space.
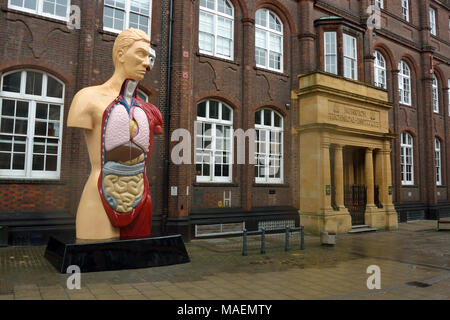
0, 0, 449, 243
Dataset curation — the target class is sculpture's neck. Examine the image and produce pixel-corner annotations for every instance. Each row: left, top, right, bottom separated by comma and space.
120, 79, 139, 107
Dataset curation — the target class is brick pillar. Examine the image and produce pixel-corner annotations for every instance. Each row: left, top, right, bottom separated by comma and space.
298, 0, 316, 74
391, 69, 402, 204
241, 18, 255, 212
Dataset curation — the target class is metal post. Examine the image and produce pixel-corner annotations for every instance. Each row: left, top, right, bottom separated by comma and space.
300, 225, 305, 250
285, 226, 290, 251
260, 228, 266, 254
242, 229, 247, 256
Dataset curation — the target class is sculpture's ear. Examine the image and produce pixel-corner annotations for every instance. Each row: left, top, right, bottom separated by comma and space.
117, 49, 125, 64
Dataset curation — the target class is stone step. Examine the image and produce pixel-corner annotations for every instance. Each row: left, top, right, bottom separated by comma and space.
352, 224, 370, 229
348, 227, 378, 234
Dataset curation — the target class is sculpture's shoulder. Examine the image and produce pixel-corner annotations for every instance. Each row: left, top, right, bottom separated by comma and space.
136, 98, 163, 134
68, 86, 105, 130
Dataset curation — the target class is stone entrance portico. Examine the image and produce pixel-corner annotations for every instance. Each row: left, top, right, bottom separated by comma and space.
293, 72, 398, 235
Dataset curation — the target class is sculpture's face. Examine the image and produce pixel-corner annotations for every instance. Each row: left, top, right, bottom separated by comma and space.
121, 40, 153, 81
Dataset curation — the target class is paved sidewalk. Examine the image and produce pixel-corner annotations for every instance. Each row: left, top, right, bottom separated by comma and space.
0, 220, 448, 300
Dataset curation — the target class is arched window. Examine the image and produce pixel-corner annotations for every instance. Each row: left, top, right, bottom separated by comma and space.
255, 109, 283, 183
398, 60, 411, 106
199, 0, 234, 60
255, 9, 283, 72
374, 50, 386, 89
435, 138, 442, 186
432, 74, 439, 113
103, 0, 152, 35
400, 132, 414, 185
196, 100, 233, 182
0, 70, 65, 179
137, 89, 148, 102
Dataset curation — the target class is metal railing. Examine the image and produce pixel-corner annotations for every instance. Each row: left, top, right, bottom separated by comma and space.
242, 226, 305, 256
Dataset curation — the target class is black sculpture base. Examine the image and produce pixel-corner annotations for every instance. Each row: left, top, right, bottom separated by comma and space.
44, 234, 190, 273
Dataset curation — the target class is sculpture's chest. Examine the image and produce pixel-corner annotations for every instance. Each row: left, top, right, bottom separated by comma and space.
103, 104, 150, 154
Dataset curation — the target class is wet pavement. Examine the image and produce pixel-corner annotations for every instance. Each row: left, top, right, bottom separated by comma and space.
0, 220, 448, 300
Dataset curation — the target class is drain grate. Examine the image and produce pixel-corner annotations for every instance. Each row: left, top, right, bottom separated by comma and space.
406, 281, 431, 288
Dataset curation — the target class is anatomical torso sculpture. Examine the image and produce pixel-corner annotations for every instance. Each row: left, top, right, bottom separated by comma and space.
99, 79, 162, 239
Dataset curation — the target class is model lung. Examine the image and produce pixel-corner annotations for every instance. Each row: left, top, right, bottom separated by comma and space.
98, 79, 163, 239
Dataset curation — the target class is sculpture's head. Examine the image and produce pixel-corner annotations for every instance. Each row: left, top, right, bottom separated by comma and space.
112, 28, 155, 81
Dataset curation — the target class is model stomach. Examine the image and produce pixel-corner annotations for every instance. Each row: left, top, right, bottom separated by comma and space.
102, 104, 149, 213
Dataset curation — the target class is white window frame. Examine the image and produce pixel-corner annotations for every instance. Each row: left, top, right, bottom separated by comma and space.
0, 70, 65, 180
255, 9, 284, 73
343, 34, 358, 80
430, 7, 436, 36
255, 109, 284, 184
8, 0, 70, 21
198, 0, 235, 60
137, 89, 148, 102
103, 0, 152, 35
375, 0, 383, 9
432, 74, 439, 113
195, 100, 233, 183
435, 138, 442, 186
400, 132, 414, 185
324, 31, 337, 75
398, 60, 411, 106
448, 79, 450, 116
374, 50, 387, 89
401, 0, 409, 22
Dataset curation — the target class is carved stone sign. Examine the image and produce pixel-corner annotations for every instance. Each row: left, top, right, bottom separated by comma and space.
328, 102, 380, 128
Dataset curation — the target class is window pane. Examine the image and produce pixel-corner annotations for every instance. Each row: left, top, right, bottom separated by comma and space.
199, 12, 214, 33
12, 153, 25, 170
36, 103, 48, 119
24, 0, 37, 10
16, 101, 29, 117
222, 105, 231, 121
15, 119, 28, 135
25, 71, 43, 95
269, 12, 281, 32
209, 101, 219, 119
264, 110, 271, 126
2, 99, 15, 116
198, 101, 207, 117
49, 105, 61, 120
46, 155, 57, 171
48, 123, 60, 137
35, 121, 47, 136
218, 0, 232, 16
255, 48, 266, 66
255, 9, 266, 27
0, 119, 14, 134
2, 72, 21, 93
217, 17, 232, 39
0, 153, 11, 170
269, 34, 282, 53
255, 29, 266, 49
255, 110, 262, 125
199, 32, 214, 53
274, 113, 281, 127
0, 136, 12, 152
47, 76, 63, 98
32, 155, 45, 171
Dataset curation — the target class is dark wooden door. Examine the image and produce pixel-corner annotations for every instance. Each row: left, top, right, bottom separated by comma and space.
344, 185, 366, 225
